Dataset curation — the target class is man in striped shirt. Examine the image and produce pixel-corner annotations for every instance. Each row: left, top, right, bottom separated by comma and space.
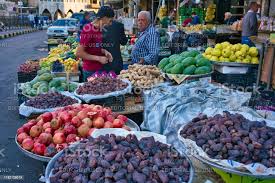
131, 11, 160, 65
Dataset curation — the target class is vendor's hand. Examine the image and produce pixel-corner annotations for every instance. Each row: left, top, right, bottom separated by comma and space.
98, 56, 109, 64
104, 50, 113, 62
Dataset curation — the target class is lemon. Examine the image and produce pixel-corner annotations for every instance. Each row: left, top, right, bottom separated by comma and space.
212, 49, 222, 57
229, 54, 237, 62
222, 49, 231, 58
205, 47, 214, 55
251, 57, 259, 64
241, 44, 250, 52
249, 47, 258, 57
215, 44, 222, 50
211, 56, 219, 61
219, 56, 225, 62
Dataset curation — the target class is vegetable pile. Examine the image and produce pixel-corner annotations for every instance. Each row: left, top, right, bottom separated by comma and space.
17, 104, 130, 157
25, 92, 78, 109
180, 112, 275, 167
158, 50, 212, 75
18, 60, 40, 73
119, 64, 164, 88
49, 134, 191, 183
76, 77, 128, 95
21, 70, 78, 97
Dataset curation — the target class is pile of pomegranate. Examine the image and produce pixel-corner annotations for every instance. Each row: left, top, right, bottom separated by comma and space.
16, 104, 130, 157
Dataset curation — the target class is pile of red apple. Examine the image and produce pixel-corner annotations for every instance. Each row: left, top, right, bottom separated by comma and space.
16, 104, 130, 157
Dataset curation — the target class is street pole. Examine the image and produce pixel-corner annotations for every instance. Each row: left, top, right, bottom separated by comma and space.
18, 1, 23, 28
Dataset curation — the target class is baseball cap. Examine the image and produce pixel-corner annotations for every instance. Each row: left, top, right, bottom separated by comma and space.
96, 6, 115, 19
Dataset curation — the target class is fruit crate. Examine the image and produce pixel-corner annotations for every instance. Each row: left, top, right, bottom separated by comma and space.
17, 71, 37, 83
88, 95, 125, 112
212, 69, 258, 89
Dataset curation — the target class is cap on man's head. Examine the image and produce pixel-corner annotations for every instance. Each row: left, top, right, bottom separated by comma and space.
249, 0, 259, 5
96, 6, 115, 18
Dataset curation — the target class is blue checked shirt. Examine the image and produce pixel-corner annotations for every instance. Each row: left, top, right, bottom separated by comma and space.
131, 25, 160, 65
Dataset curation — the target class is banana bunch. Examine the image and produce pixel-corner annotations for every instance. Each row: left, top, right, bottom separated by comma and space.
205, 4, 216, 22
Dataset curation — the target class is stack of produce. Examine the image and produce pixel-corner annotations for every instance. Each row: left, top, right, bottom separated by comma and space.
205, 3, 216, 22
158, 50, 212, 75
158, 4, 167, 20
119, 64, 164, 88
52, 58, 79, 73
230, 20, 243, 31
180, 112, 275, 168
18, 60, 40, 74
65, 36, 77, 44
21, 70, 78, 97
76, 77, 128, 95
25, 92, 78, 109
158, 28, 169, 47
182, 24, 214, 33
203, 42, 259, 64
16, 104, 131, 157
49, 134, 191, 182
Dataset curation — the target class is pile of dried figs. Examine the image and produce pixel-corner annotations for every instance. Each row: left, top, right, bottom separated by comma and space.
180, 111, 275, 167
76, 77, 128, 95
49, 134, 191, 183
25, 92, 78, 109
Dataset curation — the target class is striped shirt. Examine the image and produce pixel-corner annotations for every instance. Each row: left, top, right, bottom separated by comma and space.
131, 25, 160, 65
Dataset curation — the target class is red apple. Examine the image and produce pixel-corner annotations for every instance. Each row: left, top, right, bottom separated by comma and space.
104, 121, 113, 128
44, 128, 54, 134
53, 133, 66, 144
22, 138, 34, 151
33, 143, 46, 155
82, 118, 93, 128
77, 124, 90, 137
106, 115, 115, 123
42, 122, 51, 130
113, 119, 123, 128
38, 133, 53, 145
17, 127, 25, 135
71, 116, 82, 127
64, 125, 77, 136
88, 128, 96, 136
66, 134, 77, 143
30, 125, 43, 138
17, 132, 29, 144
93, 117, 105, 129
50, 119, 61, 130
117, 115, 128, 123
41, 112, 53, 122
77, 111, 88, 120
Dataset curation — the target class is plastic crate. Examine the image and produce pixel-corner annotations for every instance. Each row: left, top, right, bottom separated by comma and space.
88, 95, 125, 112
17, 71, 37, 83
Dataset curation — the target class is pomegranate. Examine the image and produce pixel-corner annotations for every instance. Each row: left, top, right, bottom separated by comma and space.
113, 119, 123, 128
54, 129, 64, 135
93, 105, 103, 111
68, 110, 78, 117
33, 143, 46, 155
42, 122, 51, 130
122, 125, 131, 131
77, 124, 90, 137
66, 134, 77, 143
77, 111, 88, 120
53, 133, 65, 144
38, 133, 52, 145
104, 121, 114, 128
37, 119, 44, 127
81, 107, 92, 114
17, 127, 25, 135
106, 115, 115, 123
17, 133, 29, 144
56, 143, 68, 151
23, 121, 36, 133
30, 125, 43, 138
64, 125, 77, 136
93, 117, 105, 128
41, 112, 53, 122
44, 128, 54, 134
60, 112, 72, 123
51, 111, 58, 119
50, 119, 61, 130
103, 107, 112, 116
88, 128, 96, 136
82, 118, 93, 128
71, 116, 82, 127
22, 138, 34, 151
117, 115, 128, 123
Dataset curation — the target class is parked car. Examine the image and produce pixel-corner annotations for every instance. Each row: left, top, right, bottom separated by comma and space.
47, 18, 78, 39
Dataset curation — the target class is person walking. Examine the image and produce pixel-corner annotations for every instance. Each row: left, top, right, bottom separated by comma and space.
76, 6, 114, 81
103, 20, 128, 74
28, 12, 35, 28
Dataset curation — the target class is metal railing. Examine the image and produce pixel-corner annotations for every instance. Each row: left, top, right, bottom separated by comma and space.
0, 16, 31, 30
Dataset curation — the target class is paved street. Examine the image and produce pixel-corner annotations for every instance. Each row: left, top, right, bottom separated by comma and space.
0, 31, 48, 183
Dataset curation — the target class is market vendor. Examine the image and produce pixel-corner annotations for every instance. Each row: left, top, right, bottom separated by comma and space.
190, 12, 200, 25
76, 6, 114, 81
224, 12, 235, 25
131, 11, 160, 65
241, 0, 259, 46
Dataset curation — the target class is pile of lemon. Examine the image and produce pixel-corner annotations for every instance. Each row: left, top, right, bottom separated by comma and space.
203, 42, 259, 64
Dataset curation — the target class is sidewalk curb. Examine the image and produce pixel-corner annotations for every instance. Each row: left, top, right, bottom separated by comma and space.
0, 29, 40, 40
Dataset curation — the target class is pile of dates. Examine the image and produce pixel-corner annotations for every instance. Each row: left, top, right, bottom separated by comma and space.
77, 77, 128, 95
25, 92, 78, 109
50, 134, 191, 183
18, 60, 40, 73
180, 111, 275, 167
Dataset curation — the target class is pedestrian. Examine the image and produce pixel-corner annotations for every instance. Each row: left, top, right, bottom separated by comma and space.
190, 12, 200, 25
76, 6, 114, 81
34, 15, 39, 28
131, 11, 160, 65
28, 12, 35, 28
103, 20, 128, 74
241, 0, 260, 46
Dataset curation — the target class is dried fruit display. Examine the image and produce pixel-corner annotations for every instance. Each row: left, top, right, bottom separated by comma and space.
49, 134, 191, 183
18, 60, 40, 73
25, 92, 78, 109
180, 112, 275, 168
76, 77, 128, 95
16, 104, 130, 157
